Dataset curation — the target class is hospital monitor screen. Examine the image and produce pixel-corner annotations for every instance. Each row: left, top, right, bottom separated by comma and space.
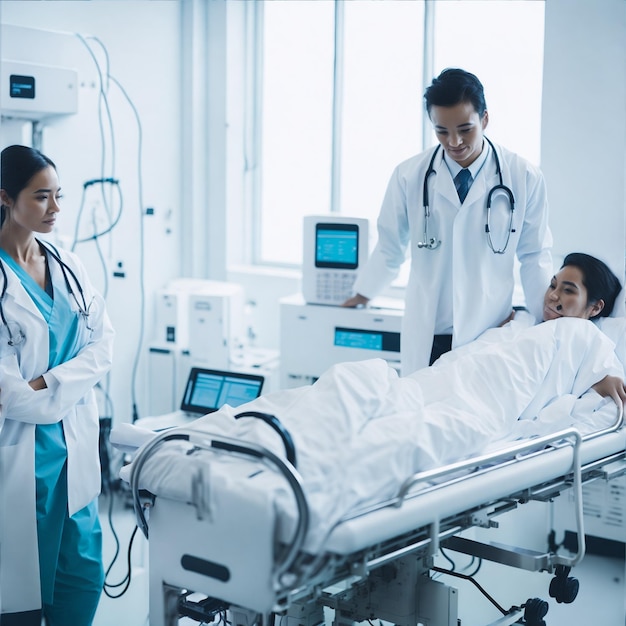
315, 223, 359, 269
181, 367, 264, 415
334, 327, 401, 352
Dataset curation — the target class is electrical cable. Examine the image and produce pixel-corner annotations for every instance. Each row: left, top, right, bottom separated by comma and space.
107, 73, 147, 422
465, 556, 483, 578
92, 210, 110, 299
75, 33, 147, 422
71, 179, 123, 249
432, 565, 508, 615
439, 546, 456, 571
75, 34, 117, 187
103, 522, 141, 599
99, 418, 142, 600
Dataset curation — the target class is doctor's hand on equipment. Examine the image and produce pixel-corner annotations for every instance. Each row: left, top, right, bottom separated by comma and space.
342, 293, 369, 308
591, 375, 626, 408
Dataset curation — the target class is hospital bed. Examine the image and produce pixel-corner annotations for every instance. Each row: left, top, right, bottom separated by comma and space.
128, 404, 626, 626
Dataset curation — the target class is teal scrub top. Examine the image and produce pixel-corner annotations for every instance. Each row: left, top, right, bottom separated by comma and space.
0, 248, 85, 604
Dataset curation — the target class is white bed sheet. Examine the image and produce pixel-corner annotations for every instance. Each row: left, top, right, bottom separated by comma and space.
121, 317, 623, 551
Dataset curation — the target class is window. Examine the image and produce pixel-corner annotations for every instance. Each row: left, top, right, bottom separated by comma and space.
259, 0, 335, 266
255, 0, 544, 268
432, 0, 544, 165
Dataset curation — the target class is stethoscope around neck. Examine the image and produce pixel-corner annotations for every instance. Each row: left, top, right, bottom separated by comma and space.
417, 137, 516, 254
0, 239, 93, 346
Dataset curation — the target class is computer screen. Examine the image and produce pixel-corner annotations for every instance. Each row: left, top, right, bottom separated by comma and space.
180, 367, 264, 415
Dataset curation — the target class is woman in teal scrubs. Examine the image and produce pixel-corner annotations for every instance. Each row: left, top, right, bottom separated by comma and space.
0, 145, 115, 625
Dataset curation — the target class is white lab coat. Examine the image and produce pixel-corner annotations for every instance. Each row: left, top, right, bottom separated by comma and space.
353, 141, 553, 374
0, 245, 114, 614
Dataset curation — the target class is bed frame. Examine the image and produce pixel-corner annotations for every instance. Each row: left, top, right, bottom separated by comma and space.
130, 410, 626, 626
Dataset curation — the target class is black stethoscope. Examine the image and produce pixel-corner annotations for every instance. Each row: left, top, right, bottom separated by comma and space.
0, 240, 93, 346
417, 137, 516, 254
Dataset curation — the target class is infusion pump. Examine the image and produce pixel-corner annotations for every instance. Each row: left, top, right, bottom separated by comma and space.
302, 215, 369, 306
279, 293, 404, 389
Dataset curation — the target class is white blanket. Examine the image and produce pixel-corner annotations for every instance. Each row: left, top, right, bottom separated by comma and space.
120, 318, 623, 551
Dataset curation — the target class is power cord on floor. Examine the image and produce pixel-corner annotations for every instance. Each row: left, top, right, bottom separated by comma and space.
103, 525, 140, 598
99, 421, 143, 600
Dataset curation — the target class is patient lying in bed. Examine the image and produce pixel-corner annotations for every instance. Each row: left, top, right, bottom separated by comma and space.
118, 253, 626, 550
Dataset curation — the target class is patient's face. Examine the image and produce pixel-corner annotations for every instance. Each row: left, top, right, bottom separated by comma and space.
543, 266, 599, 321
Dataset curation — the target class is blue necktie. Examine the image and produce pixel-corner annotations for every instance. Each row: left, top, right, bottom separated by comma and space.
455, 168, 472, 203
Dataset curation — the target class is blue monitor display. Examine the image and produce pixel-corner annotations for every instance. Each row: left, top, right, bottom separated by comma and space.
334, 327, 401, 352
335, 329, 383, 351
315, 223, 359, 269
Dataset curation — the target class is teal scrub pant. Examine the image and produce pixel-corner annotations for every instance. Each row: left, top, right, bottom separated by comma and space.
2, 485, 104, 626
36, 423, 104, 626
41, 500, 105, 626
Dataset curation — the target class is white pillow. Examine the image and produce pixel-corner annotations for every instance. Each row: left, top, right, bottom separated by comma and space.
594, 316, 626, 369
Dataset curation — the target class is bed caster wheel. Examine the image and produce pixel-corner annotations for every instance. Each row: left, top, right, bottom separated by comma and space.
523, 597, 548, 626
549, 565, 579, 604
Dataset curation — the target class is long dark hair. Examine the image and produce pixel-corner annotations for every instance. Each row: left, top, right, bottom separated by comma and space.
562, 252, 622, 318
1, 145, 56, 226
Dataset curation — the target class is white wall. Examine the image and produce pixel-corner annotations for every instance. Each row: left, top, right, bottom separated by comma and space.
541, 0, 626, 283
0, 1, 183, 422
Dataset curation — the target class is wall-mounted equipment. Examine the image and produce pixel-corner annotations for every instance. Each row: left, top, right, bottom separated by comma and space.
1, 60, 78, 120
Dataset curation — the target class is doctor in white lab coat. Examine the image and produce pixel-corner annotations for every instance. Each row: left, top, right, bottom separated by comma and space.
0, 145, 114, 625
344, 68, 553, 374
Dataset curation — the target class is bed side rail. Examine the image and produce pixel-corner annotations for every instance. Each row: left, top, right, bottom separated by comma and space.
400, 428, 586, 568
394, 399, 623, 508
582, 402, 624, 441
393, 402, 622, 569
396, 428, 582, 502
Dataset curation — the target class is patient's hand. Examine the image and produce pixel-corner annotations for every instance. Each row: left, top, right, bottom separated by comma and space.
498, 310, 516, 326
592, 375, 626, 408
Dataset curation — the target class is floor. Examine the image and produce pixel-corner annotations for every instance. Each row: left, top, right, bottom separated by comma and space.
94, 491, 626, 626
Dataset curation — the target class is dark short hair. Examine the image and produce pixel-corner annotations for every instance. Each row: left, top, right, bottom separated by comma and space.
562, 252, 622, 318
1, 144, 56, 225
424, 68, 487, 117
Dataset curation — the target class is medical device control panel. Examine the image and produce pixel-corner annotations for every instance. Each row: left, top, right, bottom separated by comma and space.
1, 60, 78, 120
302, 215, 369, 306
279, 293, 403, 389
